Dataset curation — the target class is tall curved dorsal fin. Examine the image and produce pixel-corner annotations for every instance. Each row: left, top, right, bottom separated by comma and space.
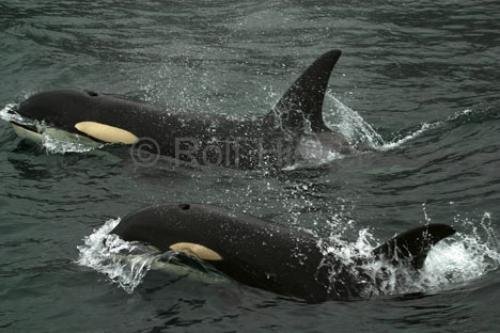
267, 50, 342, 132
372, 224, 456, 270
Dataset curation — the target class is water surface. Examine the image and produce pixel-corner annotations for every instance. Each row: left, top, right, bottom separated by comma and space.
1, 1, 500, 332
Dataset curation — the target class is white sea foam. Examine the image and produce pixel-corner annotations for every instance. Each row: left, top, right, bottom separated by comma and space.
76, 218, 226, 293
4, 96, 466, 170
0, 103, 25, 124
283, 136, 345, 170
76, 218, 157, 293
78, 211, 498, 298
288, 95, 478, 167
322, 211, 500, 297
1, 102, 101, 154
327, 94, 385, 149
283, 95, 445, 170
326, 94, 442, 153
41, 134, 97, 154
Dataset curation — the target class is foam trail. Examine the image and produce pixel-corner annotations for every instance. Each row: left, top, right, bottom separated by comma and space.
376, 122, 440, 152
280, 94, 476, 169
327, 96, 480, 155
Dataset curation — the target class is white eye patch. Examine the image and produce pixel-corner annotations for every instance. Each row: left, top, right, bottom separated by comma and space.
75, 121, 139, 144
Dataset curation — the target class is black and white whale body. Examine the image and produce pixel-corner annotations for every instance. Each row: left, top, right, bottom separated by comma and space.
6, 50, 357, 169
111, 203, 456, 302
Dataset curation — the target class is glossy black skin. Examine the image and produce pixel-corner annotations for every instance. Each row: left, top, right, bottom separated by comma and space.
15, 50, 355, 169
111, 203, 455, 302
17, 89, 284, 168
112, 203, 337, 302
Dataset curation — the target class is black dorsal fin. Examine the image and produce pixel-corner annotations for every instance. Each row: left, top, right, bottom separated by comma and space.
372, 224, 456, 269
267, 50, 342, 132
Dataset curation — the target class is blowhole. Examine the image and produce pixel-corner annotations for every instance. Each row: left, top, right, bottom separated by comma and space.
179, 204, 190, 210
85, 90, 99, 97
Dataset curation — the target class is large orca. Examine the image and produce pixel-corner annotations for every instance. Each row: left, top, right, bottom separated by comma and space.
111, 203, 456, 302
4, 50, 358, 169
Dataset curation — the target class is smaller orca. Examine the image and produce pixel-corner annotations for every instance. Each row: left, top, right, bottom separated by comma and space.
4, 50, 360, 169
110, 203, 456, 302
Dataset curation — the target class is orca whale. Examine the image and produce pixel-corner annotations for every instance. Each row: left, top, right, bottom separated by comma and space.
110, 203, 456, 302
4, 50, 358, 169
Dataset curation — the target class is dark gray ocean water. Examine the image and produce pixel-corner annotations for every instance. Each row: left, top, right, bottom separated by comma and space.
1, 1, 500, 332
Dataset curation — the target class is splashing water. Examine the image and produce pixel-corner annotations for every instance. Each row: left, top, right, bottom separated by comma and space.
283, 95, 451, 170
325, 94, 478, 154
326, 94, 445, 152
76, 219, 158, 293
0, 103, 26, 124
77, 211, 500, 298
376, 122, 438, 152
284, 136, 345, 170
327, 93, 385, 148
3, 98, 476, 169
321, 211, 500, 298
36, 121, 103, 154
77, 219, 227, 293
41, 134, 98, 154
1, 102, 102, 154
